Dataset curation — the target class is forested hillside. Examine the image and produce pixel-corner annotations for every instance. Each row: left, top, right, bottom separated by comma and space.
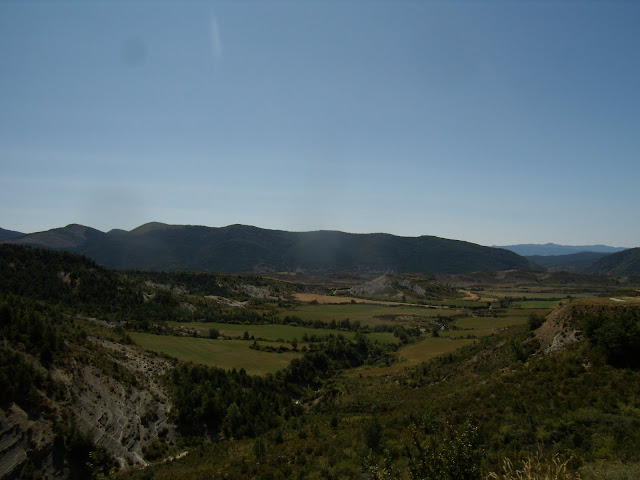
585, 247, 640, 275
8, 222, 535, 274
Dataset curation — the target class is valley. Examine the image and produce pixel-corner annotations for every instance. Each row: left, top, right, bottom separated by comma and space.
1, 244, 640, 479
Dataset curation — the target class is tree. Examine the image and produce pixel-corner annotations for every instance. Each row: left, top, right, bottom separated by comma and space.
583, 310, 640, 367
528, 313, 544, 330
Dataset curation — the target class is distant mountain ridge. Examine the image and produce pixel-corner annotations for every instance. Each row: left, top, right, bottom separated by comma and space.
496, 243, 628, 257
0, 227, 24, 242
525, 252, 610, 273
584, 247, 640, 276
5, 222, 534, 274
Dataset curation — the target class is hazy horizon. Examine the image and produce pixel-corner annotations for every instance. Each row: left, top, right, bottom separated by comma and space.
3, 220, 634, 249
2, 2, 639, 247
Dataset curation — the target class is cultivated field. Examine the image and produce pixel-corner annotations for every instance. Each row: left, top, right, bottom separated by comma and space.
130, 333, 301, 375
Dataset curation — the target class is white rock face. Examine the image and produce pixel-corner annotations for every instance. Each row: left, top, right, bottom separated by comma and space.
0, 338, 177, 478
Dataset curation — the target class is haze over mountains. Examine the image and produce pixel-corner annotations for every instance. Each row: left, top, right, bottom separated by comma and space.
496, 243, 628, 256
5, 222, 533, 274
3, 223, 637, 275
494, 243, 638, 274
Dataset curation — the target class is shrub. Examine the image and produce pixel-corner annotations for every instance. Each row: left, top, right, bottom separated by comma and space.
582, 310, 640, 367
406, 421, 481, 480
528, 313, 544, 331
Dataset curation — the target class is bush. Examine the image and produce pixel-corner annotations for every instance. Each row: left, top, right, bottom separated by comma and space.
528, 313, 544, 331
582, 310, 640, 367
406, 421, 481, 480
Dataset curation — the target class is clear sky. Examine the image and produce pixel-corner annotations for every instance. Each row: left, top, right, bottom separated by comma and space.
1, 1, 638, 247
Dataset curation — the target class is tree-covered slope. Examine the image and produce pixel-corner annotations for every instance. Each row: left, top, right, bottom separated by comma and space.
526, 252, 609, 272
585, 247, 640, 275
8, 222, 534, 274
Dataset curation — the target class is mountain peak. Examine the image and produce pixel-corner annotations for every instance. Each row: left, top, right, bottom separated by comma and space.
8, 223, 105, 249
129, 222, 173, 235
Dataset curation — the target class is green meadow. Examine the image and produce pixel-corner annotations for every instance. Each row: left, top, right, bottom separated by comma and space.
130, 333, 301, 375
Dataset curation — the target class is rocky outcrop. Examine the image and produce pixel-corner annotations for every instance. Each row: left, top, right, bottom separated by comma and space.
0, 338, 177, 478
70, 339, 176, 468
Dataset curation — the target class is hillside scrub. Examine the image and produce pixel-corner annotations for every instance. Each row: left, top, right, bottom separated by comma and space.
581, 308, 640, 367
4, 244, 640, 479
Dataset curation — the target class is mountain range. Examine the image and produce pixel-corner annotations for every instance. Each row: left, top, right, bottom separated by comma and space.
4, 222, 534, 274
496, 243, 628, 256
4, 223, 637, 275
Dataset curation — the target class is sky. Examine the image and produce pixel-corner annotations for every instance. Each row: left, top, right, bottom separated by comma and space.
1, 1, 638, 247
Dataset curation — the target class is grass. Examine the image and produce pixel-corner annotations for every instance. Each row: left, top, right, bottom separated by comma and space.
130, 333, 301, 375
168, 321, 397, 344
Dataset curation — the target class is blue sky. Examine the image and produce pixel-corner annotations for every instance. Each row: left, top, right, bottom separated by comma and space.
1, 2, 638, 247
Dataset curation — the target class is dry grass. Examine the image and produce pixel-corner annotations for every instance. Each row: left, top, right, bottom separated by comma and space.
487, 453, 582, 480
292, 293, 423, 306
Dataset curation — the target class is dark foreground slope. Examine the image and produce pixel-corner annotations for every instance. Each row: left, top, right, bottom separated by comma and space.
7, 222, 534, 274
0, 245, 178, 479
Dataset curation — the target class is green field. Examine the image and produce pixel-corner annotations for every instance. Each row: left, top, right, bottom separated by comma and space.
130, 333, 301, 375
280, 303, 462, 327
168, 321, 397, 344
144, 308, 535, 377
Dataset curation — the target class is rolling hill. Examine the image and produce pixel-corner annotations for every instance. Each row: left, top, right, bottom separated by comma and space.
6, 222, 535, 274
526, 251, 609, 272
0, 227, 24, 242
584, 247, 640, 275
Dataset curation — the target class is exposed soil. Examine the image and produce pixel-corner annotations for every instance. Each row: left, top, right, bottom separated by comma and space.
0, 336, 177, 479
